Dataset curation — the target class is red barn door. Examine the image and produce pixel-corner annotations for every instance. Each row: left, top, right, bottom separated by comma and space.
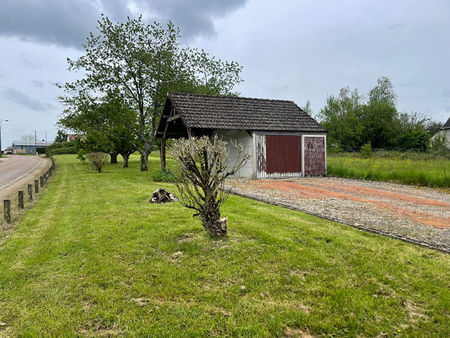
265, 135, 301, 175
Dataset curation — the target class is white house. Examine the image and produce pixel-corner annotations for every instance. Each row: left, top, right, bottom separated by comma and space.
431, 116, 450, 147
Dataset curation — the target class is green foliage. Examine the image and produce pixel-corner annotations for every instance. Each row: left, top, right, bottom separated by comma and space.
45, 141, 77, 156
318, 87, 364, 151
54, 130, 68, 143
59, 15, 243, 171
152, 168, 176, 182
0, 154, 449, 336
328, 152, 450, 187
319, 77, 432, 151
429, 132, 449, 156
76, 150, 86, 163
360, 142, 372, 158
303, 100, 312, 116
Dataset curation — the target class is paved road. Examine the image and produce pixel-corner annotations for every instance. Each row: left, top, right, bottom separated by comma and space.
0, 155, 42, 190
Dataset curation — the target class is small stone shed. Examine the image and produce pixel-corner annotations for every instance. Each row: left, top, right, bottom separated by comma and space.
157, 93, 327, 178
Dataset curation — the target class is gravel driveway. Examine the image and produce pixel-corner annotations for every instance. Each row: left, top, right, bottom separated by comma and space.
227, 177, 450, 252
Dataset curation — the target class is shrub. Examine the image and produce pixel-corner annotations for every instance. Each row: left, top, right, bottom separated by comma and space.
86, 152, 109, 173
76, 150, 86, 163
153, 168, 176, 183
46, 141, 77, 156
429, 132, 449, 156
360, 142, 373, 158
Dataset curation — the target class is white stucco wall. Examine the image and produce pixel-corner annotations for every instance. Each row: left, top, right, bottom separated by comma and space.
431, 129, 450, 147
213, 129, 254, 178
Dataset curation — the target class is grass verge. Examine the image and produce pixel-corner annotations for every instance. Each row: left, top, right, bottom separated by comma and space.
327, 152, 450, 188
0, 154, 449, 336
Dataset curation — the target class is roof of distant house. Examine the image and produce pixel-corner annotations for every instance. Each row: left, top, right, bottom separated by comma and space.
158, 93, 326, 133
443, 116, 450, 130
12, 142, 53, 147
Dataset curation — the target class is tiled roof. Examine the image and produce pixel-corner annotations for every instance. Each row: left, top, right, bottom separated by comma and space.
166, 93, 326, 132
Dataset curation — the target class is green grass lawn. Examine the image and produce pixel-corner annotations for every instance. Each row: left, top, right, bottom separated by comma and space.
0, 154, 449, 336
328, 152, 450, 188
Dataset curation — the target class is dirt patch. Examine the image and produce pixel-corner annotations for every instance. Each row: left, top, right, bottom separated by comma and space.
283, 327, 315, 337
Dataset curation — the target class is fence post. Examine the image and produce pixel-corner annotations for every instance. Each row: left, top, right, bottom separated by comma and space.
4, 200, 11, 224
28, 184, 33, 200
40, 176, 44, 187
18, 191, 24, 209
34, 179, 39, 193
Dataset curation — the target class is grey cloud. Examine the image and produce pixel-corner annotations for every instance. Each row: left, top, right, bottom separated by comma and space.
32, 80, 46, 89
386, 23, 406, 30
0, 0, 248, 48
136, 0, 247, 38
2, 87, 55, 111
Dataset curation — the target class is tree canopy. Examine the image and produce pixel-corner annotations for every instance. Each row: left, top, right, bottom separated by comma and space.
58, 15, 243, 170
319, 77, 433, 151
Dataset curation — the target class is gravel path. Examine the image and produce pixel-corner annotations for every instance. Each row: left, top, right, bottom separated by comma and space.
226, 177, 450, 252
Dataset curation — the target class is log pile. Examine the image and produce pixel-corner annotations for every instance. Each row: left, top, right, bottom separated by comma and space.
149, 188, 178, 203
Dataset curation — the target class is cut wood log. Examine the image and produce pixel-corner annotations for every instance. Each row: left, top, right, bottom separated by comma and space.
149, 188, 178, 203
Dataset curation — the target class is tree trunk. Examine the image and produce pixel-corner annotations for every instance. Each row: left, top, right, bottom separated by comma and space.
122, 154, 129, 168
200, 209, 228, 237
160, 138, 166, 170
110, 152, 118, 164
140, 151, 149, 171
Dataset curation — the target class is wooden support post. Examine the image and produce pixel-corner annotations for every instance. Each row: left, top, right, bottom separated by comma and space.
4, 200, 11, 224
40, 176, 44, 187
160, 122, 169, 170
18, 191, 24, 209
28, 184, 33, 200
34, 180, 39, 193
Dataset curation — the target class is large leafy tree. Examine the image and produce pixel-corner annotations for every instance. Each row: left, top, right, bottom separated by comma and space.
59, 92, 137, 167
319, 77, 431, 151
361, 77, 398, 148
318, 87, 364, 151
59, 15, 242, 171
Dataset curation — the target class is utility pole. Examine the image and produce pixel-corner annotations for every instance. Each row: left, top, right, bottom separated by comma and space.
0, 119, 9, 153
34, 130, 37, 145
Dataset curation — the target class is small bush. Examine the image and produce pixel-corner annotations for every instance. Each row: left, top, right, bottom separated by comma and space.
360, 142, 372, 158
153, 168, 176, 183
327, 145, 343, 154
86, 152, 109, 173
429, 132, 449, 156
76, 151, 86, 163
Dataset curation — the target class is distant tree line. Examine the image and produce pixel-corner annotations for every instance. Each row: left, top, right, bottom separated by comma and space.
57, 15, 243, 170
318, 77, 443, 152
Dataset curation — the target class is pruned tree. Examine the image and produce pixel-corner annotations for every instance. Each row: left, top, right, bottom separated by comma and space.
171, 136, 249, 237
86, 152, 109, 173
59, 15, 242, 172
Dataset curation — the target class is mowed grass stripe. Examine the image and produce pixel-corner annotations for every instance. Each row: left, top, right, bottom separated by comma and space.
0, 154, 448, 336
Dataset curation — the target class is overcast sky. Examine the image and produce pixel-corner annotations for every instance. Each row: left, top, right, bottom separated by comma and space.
0, 0, 449, 148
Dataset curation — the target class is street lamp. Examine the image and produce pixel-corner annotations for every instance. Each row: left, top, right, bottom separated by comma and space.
0, 119, 9, 154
